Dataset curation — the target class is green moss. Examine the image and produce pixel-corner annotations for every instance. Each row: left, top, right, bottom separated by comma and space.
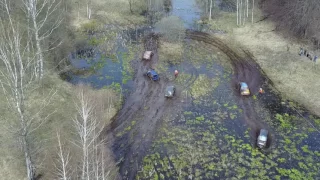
196, 115, 205, 121
131, 121, 136, 126
125, 126, 131, 131
301, 145, 311, 154
137, 94, 320, 179
229, 113, 236, 120
184, 111, 193, 115
277, 158, 286, 163
253, 95, 257, 100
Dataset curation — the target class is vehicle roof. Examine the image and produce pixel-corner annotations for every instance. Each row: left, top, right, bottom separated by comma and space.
260, 129, 268, 136
240, 82, 248, 87
149, 70, 158, 76
166, 86, 175, 91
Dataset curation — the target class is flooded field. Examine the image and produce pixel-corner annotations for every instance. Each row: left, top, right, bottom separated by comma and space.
64, 0, 320, 179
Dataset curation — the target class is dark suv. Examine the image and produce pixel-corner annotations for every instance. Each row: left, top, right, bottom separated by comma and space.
145, 69, 159, 81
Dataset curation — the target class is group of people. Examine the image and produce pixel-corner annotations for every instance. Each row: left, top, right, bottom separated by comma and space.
299, 47, 318, 63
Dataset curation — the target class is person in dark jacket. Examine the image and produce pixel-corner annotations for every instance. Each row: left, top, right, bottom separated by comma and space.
299, 47, 303, 56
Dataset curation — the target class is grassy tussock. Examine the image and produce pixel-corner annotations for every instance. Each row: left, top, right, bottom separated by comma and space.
159, 41, 183, 64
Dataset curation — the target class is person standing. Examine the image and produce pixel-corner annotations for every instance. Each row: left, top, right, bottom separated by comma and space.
174, 70, 179, 78
299, 47, 303, 56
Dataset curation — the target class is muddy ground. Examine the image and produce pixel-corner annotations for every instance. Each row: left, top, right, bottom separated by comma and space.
108, 33, 184, 179
108, 30, 277, 179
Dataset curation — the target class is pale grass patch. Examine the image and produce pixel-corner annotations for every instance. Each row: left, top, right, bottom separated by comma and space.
70, 0, 145, 29
231, 20, 320, 116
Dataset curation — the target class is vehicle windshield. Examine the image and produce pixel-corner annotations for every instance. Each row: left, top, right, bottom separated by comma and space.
259, 135, 267, 141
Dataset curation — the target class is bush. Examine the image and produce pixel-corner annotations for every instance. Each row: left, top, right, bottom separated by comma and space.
155, 16, 185, 42
80, 20, 100, 34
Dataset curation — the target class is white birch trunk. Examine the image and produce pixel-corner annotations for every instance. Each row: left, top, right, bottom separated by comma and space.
246, 0, 249, 17
209, 0, 212, 20
252, 0, 254, 23
237, 0, 239, 25
239, 0, 242, 25
243, 0, 246, 25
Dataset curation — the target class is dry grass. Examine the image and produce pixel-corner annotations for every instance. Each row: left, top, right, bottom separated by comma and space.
0, 72, 119, 179
70, 0, 145, 29
229, 20, 320, 116
207, 12, 237, 33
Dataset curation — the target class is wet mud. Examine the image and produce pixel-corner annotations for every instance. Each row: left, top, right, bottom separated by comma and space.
185, 30, 272, 146
109, 30, 280, 179
108, 33, 183, 180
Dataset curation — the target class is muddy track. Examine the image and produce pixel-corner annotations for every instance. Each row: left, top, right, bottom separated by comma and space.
185, 30, 271, 143
108, 30, 274, 179
109, 33, 182, 180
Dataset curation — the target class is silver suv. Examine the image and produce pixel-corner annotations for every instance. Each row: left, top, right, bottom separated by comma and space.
165, 86, 176, 98
257, 129, 268, 148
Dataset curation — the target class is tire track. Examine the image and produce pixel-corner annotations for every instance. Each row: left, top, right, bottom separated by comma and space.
185, 30, 270, 143
108, 33, 182, 180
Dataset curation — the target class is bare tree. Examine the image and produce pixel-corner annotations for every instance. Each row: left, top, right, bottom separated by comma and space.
54, 132, 71, 180
0, 20, 35, 180
209, 0, 212, 20
263, 0, 320, 44
23, 0, 63, 79
252, 0, 254, 23
86, 0, 92, 19
237, 0, 239, 25
72, 85, 109, 179
0, 16, 57, 179
246, 0, 248, 17
128, 0, 134, 13
52, 85, 118, 180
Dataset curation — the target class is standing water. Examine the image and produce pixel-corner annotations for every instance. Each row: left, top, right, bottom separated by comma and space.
63, 0, 320, 179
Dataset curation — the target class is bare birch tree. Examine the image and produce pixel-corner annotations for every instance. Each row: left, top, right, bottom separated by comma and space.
86, 0, 92, 19
54, 132, 71, 180
72, 85, 111, 179
53, 85, 117, 180
252, 0, 254, 23
246, 0, 248, 17
237, 0, 239, 25
0, 16, 57, 180
128, 0, 134, 13
236, 0, 255, 26
23, 0, 63, 79
0, 20, 35, 180
209, 0, 212, 20
263, 0, 320, 44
